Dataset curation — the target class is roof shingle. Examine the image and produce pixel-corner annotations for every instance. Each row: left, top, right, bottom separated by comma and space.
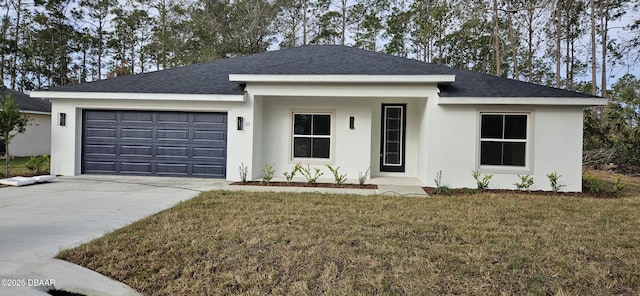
1, 86, 51, 113
43, 45, 596, 98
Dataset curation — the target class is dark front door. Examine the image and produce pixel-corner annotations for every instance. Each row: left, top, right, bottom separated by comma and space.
82, 110, 227, 178
380, 104, 406, 172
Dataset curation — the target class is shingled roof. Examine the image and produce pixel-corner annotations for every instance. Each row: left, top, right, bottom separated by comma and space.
44, 45, 595, 98
0, 86, 51, 113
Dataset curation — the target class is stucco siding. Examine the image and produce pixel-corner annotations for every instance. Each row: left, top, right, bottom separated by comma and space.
423, 103, 584, 191
261, 96, 373, 183
7, 113, 51, 157
49, 98, 253, 179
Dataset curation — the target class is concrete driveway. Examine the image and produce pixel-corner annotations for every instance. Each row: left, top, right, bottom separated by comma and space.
0, 175, 229, 295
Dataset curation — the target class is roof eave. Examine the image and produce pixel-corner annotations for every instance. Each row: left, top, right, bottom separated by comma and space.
30, 91, 245, 102
229, 74, 456, 84
437, 97, 607, 106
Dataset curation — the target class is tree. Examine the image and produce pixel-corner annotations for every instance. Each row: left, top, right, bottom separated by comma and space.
0, 94, 30, 176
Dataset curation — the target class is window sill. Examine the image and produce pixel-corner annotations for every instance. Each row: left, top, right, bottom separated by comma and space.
290, 158, 333, 166
478, 165, 532, 175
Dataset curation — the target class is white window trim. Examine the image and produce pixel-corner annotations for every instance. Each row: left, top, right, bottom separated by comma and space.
289, 110, 335, 164
476, 111, 534, 174
382, 105, 405, 167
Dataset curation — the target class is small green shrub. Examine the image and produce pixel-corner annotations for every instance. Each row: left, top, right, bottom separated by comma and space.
613, 175, 625, 195
283, 163, 302, 183
583, 173, 603, 195
300, 165, 323, 184
25, 154, 50, 175
326, 165, 347, 185
471, 170, 493, 190
262, 163, 275, 185
238, 163, 248, 182
358, 168, 370, 185
434, 186, 452, 196
433, 170, 451, 195
514, 174, 534, 192
547, 171, 566, 193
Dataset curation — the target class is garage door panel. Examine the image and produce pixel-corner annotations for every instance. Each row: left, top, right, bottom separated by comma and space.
120, 162, 152, 174
84, 144, 117, 156
83, 110, 227, 178
157, 112, 189, 124
193, 147, 224, 158
194, 130, 225, 141
157, 146, 189, 157
84, 161, 116, 173
157, 163, 189, 175
85, 111, 117, 122
85, 128, 117, 139
122, 112, 153, 123
121, 128, 153, 140
121, 146, 153, 157
193, 165, 225, 176
157, 129, 189, 140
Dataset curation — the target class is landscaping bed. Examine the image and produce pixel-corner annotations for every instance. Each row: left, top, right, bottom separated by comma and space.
231, 181, 377, 189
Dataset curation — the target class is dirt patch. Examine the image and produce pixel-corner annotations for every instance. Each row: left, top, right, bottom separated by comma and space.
231, 181, 378, 189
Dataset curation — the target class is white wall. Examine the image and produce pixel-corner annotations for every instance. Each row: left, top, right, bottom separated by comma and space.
423, 102, 585, 192
7, 113, 51, 157
49, 98, 254, 180
260, 96, 373, 183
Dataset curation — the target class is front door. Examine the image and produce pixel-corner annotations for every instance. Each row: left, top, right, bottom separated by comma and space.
380, 104, 406, 172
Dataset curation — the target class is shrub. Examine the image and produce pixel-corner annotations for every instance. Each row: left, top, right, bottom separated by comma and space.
326, 165, 347, 185
238, 163, 248, 182
26, 154, 50, 175
300, 165, 323, 184
613, 175, 625, 195
433, 170, 451, 195
514, 175, 534, 192
358, 168, 370, 185
583, 173, 603, 195
262, 163, 275, 185
471, 170, 492, 190
283, 163, 302, 183
547, 171, 566, 193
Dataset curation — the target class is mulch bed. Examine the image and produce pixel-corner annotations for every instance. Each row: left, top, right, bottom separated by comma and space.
423, 187, 618, 198
231, 181, 378, 189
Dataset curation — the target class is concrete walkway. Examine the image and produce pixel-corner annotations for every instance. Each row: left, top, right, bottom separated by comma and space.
0, 175, 426, 295
0, 176, 228, 296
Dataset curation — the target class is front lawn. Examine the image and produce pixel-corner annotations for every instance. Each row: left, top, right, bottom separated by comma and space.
58, 190, 640, 295
0, 156, 32, 177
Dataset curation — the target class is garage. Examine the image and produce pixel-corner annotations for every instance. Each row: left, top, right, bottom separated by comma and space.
82, 110, 227, 178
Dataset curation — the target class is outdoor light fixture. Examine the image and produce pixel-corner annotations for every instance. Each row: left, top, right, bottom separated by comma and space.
59, 113, 66, 126
349, 116, 355, 129
237, 116, 244, 130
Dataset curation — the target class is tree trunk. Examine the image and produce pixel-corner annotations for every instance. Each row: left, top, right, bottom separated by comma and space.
4, 135, 9, 177
555, 0, 562, 88
590, 0, 597, 95
601, 2, 609, 98
507, 11, 518, 79
492, 0, 500, 75
10, 0, 22, 89
341, 0, 346, 45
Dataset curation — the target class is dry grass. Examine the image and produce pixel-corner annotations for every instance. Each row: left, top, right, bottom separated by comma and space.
58, 188, 640, 295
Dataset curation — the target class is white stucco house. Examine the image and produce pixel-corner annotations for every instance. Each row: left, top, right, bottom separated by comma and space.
1, 86, 51, 157
31, 46, 606, 191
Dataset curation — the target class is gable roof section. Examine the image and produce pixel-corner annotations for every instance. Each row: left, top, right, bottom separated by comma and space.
41, 45, 596, 98
0, 86, 51, 114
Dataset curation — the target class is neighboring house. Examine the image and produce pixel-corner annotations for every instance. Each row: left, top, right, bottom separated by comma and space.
31, 46, 606, 191
0, 86, 51, 157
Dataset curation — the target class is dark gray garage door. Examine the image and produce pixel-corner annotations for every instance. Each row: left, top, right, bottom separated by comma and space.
82, 110, 227, 178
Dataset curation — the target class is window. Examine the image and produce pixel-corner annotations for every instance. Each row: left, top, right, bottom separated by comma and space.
480, 113, 528, 167
292, 113, 331, 159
